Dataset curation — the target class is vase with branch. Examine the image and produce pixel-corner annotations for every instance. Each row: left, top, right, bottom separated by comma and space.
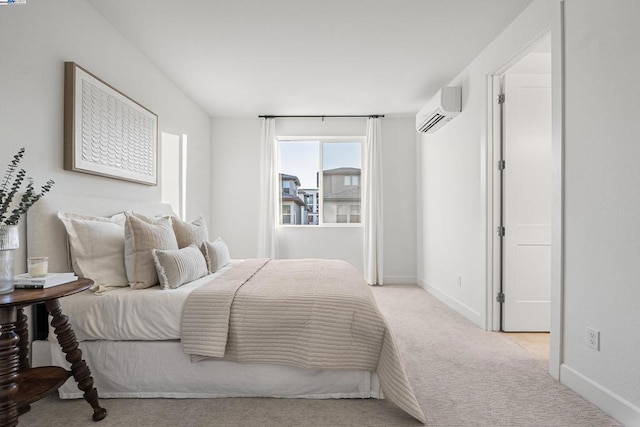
0, 148, 54, 294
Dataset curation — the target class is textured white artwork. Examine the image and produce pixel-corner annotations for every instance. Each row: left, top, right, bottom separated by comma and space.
81, 79, 155, 177
66, 63, 158, 185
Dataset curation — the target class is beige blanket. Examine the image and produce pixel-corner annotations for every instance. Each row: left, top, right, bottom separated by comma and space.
181, 259, 426, 424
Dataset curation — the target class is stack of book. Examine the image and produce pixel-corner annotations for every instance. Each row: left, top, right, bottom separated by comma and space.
14, 272, 78, 289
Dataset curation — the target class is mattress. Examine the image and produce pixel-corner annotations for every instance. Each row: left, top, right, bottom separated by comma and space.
36, 258, 382, 402
51, 261, 239, 342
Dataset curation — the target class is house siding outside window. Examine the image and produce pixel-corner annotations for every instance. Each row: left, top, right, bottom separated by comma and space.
323, 167, 361, 224
280, 174, 306, 224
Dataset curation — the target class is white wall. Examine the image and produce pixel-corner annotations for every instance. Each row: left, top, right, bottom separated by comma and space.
0, 0, 211, 272
209, 118, 262, 258
560, 0, 640, 423
416, 0, 554, 327
210, 117, 416, 281
380, 118, 417, 284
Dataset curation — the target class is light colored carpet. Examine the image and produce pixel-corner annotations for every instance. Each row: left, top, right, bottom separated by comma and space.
20, 285, 621, 426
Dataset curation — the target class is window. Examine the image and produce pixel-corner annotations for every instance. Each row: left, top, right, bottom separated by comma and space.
304, 194, 314, 207
350, 204, 361, 223
336, 205, 348, 223
344, 176, 359, 186
160, 132, 187, 219
282, 204, 292, 224
279, 139, 362, 226
335, 204, 360, 224
282, 180, 293, 195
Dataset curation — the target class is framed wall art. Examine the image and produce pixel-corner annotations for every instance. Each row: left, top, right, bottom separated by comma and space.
64, 62, 158, 185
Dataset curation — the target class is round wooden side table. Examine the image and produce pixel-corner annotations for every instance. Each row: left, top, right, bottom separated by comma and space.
0, 279, 107, 426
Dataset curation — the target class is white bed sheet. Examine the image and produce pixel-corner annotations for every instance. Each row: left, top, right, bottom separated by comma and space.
32, 340, 381, 400
51, 261, 240, 342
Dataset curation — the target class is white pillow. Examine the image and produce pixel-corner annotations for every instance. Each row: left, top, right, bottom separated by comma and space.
57, 211, 128, 292
202, 237, 231, 274
172, 215, 209, 249
152, 244, 208, 290
124, 212, 178, 289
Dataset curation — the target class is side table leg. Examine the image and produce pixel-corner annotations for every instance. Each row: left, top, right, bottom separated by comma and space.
15, 308, 29, 370
15, 307, 31, 415
45, 299, 107, 422
0, 307, 19, 427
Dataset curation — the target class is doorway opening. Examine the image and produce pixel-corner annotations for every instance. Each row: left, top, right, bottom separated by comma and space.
488, 31, 552, 356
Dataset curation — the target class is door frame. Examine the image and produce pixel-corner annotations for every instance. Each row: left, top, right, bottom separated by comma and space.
485, 0, 564, 380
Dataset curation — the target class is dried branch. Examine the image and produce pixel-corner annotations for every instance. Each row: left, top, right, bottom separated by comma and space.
0, 148, 55, 226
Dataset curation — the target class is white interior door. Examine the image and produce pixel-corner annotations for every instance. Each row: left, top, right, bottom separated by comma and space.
502, 73, 552, 332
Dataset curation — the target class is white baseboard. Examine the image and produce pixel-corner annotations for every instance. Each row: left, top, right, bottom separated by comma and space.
561, 364, 640, 426
417, 278, 483, 327
383, 275, 416, 285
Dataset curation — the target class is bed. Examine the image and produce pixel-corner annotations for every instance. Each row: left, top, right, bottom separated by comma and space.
27, 195, 425, 423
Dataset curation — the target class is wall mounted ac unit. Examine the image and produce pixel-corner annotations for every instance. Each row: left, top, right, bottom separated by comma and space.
415, 86, 462, 133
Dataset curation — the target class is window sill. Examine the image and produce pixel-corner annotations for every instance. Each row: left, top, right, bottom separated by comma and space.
277, 224, 363, 228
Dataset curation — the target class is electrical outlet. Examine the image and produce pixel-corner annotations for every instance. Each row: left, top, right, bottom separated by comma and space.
587, 328, 600, 350
457, 275, 462, 287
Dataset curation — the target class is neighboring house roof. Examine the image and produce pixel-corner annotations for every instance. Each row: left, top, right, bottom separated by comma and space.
324, 187, 361, 201
282, 192, 306, 206
323, 167, 361, 176
280, 173, 301, 186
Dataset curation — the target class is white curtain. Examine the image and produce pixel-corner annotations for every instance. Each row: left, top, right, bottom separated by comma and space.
362, 117, 383, 285
257, 118, 279, 258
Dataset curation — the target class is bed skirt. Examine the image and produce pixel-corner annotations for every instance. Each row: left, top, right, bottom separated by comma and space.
31, 340, 381, 400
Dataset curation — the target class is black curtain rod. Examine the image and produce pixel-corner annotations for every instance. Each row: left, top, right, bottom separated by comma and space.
258, 115, 384, 119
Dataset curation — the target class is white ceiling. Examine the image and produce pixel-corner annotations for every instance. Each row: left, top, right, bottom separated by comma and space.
87, 0, 533, 118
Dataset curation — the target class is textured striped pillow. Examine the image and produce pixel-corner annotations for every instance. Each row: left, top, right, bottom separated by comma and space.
124, 212, 178, 289
202, 237, 231, 274
152, 244, 208, 290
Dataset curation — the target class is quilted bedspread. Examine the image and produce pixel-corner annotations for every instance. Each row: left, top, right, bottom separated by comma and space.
181, 258, 426, 423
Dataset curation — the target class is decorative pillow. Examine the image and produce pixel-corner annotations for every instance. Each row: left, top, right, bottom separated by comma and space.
57, 211, 128, 292
172, 215, 209, 249
202, 237, 231, 274
152, 244, 208, 290
124, 212, 178, 289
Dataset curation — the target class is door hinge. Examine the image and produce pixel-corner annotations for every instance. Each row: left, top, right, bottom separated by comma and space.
496, 226, 505, 237
496, 292, 505, 303
498, 94, 505, 104
498, 160, 506, 170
